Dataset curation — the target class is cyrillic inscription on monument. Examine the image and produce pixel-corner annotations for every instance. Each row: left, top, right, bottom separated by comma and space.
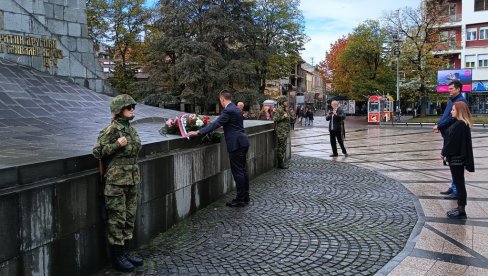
0, 34, 63, 68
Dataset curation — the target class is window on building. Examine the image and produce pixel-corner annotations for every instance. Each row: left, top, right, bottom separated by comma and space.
448, 59, 456, 69
465, 55, 476, 68
440, 31, 448, 43
475, 0, 488, 11
480, 27, 488, 40
479, 54, 488, 67
466, 29, 477, 41
442, 3, 458, 20
440, 30, 457, 48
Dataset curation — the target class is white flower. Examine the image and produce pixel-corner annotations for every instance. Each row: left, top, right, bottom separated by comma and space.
181, 118, 187, 125
195, 119, 204, 127
189, 114, 197, 120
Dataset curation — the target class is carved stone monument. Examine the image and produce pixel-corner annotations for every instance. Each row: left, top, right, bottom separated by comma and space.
0, 0, 107, 93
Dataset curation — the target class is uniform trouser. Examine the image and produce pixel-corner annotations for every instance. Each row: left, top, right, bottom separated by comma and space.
105, 184, 138, 245
276, 131, 288, 162
229, 147, 249, 201
330, 130, 347, 155
450, 165, 466, 207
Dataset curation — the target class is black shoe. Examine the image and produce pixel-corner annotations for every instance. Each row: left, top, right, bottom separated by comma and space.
329, 154, 338, 157
444, 193, 458, 200
446, 208, 458, 216
343, 153, 348, 157
278, 160, 288, 169
111, 245, 134, 272
440, 188, 453, 195
226, 199, 246, 207
123, 243, 143, 267
278, 163, 288, 169
447, 209, 467, 219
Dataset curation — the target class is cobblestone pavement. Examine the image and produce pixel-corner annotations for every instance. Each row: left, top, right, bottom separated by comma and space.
292, 116, 488, 275
98, 151, 417, 275
98, 114, 488, 275
139, 155, 417, 275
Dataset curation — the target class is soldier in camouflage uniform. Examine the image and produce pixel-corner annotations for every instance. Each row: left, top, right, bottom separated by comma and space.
92, 94, 143, 272
273, 96, 291, 169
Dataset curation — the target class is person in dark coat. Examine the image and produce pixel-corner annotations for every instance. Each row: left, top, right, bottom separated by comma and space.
187, 90, 250, 207
307, 108, 314, 126
435, 80, 468, 199
326, 100, 348, 157
443, 102, 474, 219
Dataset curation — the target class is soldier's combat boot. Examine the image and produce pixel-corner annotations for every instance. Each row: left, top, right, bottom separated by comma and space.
123, 242, 144, 267
111, 245, 134, 272
278, 159, 288, 169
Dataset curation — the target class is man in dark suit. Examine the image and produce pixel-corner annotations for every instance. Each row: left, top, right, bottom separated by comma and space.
187, 90, 250, 207
326, 100, 348, 157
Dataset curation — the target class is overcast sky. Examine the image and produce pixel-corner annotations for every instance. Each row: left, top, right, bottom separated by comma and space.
299, 0, 421, 65
144, 0, 421, 65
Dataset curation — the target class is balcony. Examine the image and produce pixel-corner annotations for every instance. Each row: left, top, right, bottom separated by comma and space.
432, 41, 462, 55
436, 16, 462, 28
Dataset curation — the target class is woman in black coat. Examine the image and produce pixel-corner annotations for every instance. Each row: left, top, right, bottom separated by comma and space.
442, 102, 474, 219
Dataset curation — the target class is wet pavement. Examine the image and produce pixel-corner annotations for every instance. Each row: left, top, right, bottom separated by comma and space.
292, 116, 488, 275
97, 115, 488, 275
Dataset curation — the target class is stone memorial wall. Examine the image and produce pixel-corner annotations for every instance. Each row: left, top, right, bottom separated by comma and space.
0, 0, 107, 93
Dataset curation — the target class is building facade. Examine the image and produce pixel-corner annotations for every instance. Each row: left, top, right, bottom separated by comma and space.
436, 0, 488, 113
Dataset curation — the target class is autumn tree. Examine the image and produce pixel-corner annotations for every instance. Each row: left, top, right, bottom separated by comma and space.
86, 0, 150, 96
383, 1, 450, 115
86, 0, 109, 49
317, 37, 349, 96
340, 20, 395, 100
319, 20, 395, 101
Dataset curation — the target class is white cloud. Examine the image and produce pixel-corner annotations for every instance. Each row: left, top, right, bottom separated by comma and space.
299, 0, 421, 64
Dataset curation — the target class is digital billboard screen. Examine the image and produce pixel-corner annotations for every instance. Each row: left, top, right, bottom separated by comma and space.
437, 69, 472, 92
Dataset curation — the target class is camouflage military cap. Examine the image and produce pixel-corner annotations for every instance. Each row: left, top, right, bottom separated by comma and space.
110, 94, 136, 113
277, 96, 288, 106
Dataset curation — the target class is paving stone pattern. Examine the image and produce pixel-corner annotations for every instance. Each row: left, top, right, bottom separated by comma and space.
117, 155, 417, 275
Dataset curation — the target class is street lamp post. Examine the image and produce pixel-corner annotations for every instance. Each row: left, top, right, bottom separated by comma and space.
393, 37, 401, 122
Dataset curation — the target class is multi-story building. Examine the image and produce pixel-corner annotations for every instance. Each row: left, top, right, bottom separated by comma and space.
435, 0, 488, 113
96, 44, 148, 80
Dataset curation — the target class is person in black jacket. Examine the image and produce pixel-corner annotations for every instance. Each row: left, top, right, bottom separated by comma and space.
326, 101, 348, 157
442, 101, 474, 219
187, 90, 250, 207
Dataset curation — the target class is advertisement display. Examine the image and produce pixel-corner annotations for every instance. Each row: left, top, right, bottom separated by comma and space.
338, 100, 356, 114
437, 69, 472, 92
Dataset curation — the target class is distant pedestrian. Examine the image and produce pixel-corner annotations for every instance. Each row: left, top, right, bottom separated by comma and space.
434, 80, 468, 199
443, 102, 474, 219
297, 106, 304, 126
304, 107, 310, 126
289, 107, 297, 130
237, 101, 248, 120
307, 108, 314, 126
92, 94, 144, 273
273, 96, 290, 169
258, 105, 272, 120
326, 100, 348, 157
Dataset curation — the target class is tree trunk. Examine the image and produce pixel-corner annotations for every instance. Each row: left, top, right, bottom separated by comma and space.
419, 82, 427, 116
